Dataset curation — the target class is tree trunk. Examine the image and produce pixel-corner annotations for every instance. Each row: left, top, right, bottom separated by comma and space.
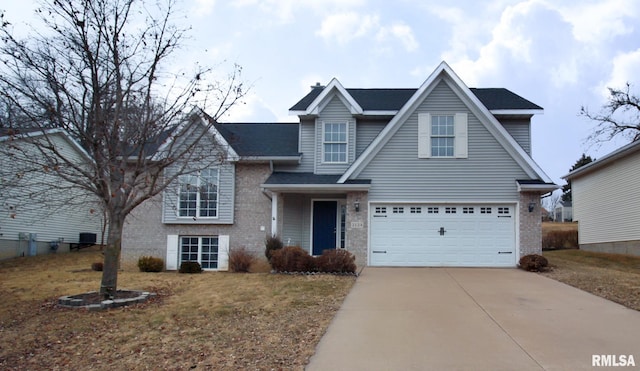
100, 216, 123, 299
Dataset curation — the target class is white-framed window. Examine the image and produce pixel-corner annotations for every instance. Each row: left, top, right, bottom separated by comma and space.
418, 113, 468, 159
178, 168, 219, 218
431, 115, 454, 157
393, 207, 404, 214
323, 122, 347, 163
180, 236, 219, 269
481, 207, 492, 214
427, 207, 439, 214
410, 207, 422, 214
463, 207, 474, 214
445, 207, 457, 214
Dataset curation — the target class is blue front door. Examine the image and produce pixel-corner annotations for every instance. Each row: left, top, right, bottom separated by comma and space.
312, 201, 337, 255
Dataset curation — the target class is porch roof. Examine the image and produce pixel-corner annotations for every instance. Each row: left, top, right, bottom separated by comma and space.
261, 172, 371, 193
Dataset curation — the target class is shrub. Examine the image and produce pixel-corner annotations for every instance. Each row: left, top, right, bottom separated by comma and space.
264, 234, 283, 262
542, 230, 578, 250
316, 249, 356, 274
519, 254, 549, 272
270, 246, 315, 272
91, 262, 103, 271
179, 261, 203, 274
137, 256, 165, 272
229, 247, 255, 273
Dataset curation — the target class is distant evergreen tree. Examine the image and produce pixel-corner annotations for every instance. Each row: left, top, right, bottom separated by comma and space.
562, 154, 594, 202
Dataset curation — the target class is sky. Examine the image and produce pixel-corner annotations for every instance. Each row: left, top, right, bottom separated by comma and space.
2, 0, 640, 188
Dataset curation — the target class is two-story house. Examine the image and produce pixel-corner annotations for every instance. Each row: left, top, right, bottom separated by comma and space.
122, 61, 557, 270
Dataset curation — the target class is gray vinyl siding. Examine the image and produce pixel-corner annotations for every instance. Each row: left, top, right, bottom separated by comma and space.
281, 194, 346, 252
358, 80, 529, 202
356, 119, 387, 157
572, 150, 640, 244
275, 119, 314, 172
499, 118, 531, 155
281, 194, 305, 248
315, 96, 356, 174
0, 133, 103, 250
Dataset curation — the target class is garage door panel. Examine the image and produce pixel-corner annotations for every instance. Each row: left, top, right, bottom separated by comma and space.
370, 203, 516, 267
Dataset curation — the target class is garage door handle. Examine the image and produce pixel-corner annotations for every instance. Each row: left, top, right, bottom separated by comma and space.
373, 215, 387, 218
498, 216, 511, 218
498, 251, 512, 254
372, 250, 387, 254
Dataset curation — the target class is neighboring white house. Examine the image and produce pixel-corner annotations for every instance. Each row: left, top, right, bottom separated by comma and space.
0, 128, 103, 259
563, 140, 640, 256
554, 200, 572, 222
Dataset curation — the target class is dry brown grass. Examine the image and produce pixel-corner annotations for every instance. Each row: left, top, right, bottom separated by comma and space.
541, 249, 640, 311
0, 247, 355, 370
542, 221, 578, 235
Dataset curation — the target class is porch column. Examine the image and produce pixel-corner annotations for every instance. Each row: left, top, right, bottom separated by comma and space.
271, 192, 279, 236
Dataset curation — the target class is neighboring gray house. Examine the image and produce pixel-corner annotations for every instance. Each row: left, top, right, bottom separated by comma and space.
554, 200, 573, 222
563, 140, 640, 256
123, 61, 557, 270
0, 128, 103, 259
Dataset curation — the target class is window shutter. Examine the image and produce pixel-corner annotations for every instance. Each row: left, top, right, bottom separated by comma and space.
166, 235, 179, 270
418, 113, 431, 158
218, 235, 230, 271
454, 113, 468, 158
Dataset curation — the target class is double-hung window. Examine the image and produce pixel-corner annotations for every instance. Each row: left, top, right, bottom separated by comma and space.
323, 122, 347, 163
431, 115, 454, 157
180, 236, 219, 269
418, 113, 468, 158
178, 169, 219, 218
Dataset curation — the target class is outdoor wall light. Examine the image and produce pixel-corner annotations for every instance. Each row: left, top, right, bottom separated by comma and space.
528, 202, 536, 213
354, 200, 360, 212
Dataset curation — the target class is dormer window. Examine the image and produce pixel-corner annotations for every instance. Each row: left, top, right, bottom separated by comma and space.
323, 122, 347, 163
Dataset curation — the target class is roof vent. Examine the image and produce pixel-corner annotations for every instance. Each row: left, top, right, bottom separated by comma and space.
311, 82, 324, 90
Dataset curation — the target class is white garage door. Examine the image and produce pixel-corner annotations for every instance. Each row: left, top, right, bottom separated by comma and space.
370, 204, 515, 267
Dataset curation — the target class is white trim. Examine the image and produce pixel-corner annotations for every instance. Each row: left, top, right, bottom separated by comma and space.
302, 78, 363, 116
563, 140, 640, 180
490, 109, 543, 116
176, 168, 220, 220
516, 183, 559, 192
338, 61, 553, 184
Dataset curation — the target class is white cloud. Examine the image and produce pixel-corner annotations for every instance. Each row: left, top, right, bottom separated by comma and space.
191, 0, 216, 17
603, 48, 640, 94
556, 0, 639, 44
316, 12, 380, 45
376, 22, 419, 52
233, 0, 366, 23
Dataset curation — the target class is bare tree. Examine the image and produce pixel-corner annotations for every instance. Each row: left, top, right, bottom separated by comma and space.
581, 83, 640, 145
0, 0, 246, 298
541, 190, 561, 220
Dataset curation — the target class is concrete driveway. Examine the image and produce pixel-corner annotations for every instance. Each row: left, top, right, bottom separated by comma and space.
307, 268, 640, 370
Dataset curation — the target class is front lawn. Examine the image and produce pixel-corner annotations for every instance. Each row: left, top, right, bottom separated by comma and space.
0, 248, 355, 370
541, 249, 640, 311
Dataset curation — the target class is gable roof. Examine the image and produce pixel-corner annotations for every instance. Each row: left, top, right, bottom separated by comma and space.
563, 140, 640, 180
290, 86, 542, 114
336, 61, 554, 185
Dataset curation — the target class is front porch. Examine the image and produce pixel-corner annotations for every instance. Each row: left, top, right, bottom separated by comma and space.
262, 173, 370, 267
